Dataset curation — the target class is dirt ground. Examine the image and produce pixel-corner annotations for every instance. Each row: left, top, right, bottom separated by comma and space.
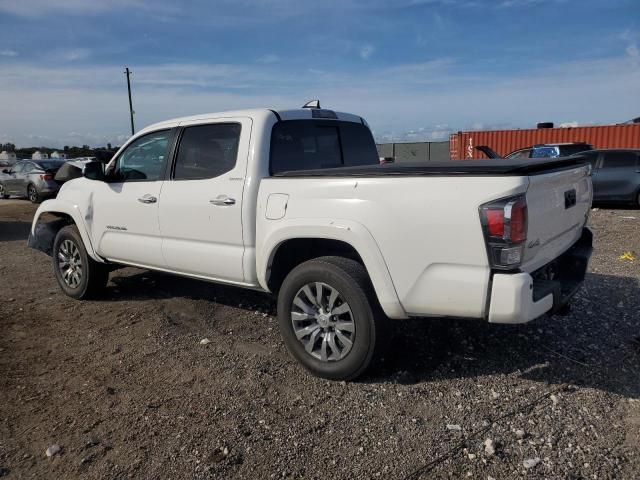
0, 199, 639, 479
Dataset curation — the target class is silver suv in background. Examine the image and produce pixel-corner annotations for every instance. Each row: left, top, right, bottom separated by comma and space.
0, 159, 66, 203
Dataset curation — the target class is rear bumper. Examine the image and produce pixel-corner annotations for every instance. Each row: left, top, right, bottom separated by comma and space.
488, 227, 592, 324
38, 181, 60, 195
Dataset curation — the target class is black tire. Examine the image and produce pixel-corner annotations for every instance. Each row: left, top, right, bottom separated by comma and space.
0, 183, 8, 199
27, 183, 41, 203
52, 225, 108, 299
277, 256, 390, 381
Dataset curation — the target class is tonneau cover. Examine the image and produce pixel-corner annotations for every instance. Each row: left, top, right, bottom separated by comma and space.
273, 156, 589, 177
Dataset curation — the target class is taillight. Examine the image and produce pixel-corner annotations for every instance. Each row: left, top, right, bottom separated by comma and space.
40, 174, 53, 181
480, 195, 528, 269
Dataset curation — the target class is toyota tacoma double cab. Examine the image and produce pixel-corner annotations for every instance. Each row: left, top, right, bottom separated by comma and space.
29, 103, 593, 380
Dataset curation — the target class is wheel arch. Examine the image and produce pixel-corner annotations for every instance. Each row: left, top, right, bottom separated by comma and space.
258, 220, 407, 319
28, 199, 103, 262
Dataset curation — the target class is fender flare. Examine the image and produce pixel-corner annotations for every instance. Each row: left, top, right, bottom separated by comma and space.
258, 218, 407, 319
29, 199, 102, 262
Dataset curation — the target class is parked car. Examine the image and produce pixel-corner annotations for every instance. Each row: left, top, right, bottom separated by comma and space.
572, 149, 640, 206
505, 143, 593, 160
0, 159, 66, 202
28, 103, 593, 380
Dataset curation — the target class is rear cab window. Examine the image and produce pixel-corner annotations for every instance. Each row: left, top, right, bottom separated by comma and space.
270, 120, 379, 174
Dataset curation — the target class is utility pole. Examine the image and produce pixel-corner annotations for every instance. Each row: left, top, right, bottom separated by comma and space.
124, 67, 135, 135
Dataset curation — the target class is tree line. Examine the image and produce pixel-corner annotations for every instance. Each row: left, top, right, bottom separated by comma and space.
1, 143, 119, 163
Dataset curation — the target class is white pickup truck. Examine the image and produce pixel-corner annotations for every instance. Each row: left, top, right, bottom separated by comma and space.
29, 103, 593, 380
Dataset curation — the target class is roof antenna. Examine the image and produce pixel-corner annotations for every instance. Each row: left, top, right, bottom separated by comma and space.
302, 100, 320, 109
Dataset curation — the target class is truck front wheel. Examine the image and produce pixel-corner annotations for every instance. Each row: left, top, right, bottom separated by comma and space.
277, 256, 389, 380
52, 225, 108, 299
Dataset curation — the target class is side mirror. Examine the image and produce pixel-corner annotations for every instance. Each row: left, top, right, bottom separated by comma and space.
83, 161, 105, 181
2, 169, 9, 174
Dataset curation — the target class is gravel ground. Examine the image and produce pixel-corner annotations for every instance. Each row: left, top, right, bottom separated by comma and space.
0, 200, 639, 479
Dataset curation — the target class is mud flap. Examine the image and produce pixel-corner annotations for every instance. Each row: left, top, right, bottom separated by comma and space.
27, 219, 68, 256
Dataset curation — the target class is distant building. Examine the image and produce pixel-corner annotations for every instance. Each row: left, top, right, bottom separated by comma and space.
32, 151, 49, 160
0, 151, 17, 162
50, 151, 68, 159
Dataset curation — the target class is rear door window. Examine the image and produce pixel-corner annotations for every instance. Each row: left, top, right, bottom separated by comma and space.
602, 152, 636, 169
270, 120, 378, 174
173, 123, 241, 180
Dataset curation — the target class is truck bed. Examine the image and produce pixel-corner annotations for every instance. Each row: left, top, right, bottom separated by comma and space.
273, 156, 589, 177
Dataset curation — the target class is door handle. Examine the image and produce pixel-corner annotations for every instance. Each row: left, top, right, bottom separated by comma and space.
210, 196, 236, 206
138, 194, 157, 204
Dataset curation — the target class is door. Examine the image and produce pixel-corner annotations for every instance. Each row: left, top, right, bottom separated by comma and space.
90, 129, 174, 268
159, 119, 250, 283
595, 151, 638, 201
17, 161, 36, 195
2, 162, 19, 194
4, 161, 27, 194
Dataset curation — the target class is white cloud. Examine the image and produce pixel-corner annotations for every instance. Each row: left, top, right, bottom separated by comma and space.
0, 48, 18, 57
257, 54, 280, 64
0, 0, 145, 17
58, 48, 91, 62
359, 45, 375, 60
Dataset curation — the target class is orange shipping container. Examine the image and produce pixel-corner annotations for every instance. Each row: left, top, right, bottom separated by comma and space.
449, 124, 640, 160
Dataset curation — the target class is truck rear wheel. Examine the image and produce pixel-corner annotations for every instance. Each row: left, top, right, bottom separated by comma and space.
277, 256, 389, 380
52, 225, 108, 299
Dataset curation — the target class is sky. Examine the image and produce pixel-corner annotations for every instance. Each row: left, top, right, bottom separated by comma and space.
0, 0, 639, 148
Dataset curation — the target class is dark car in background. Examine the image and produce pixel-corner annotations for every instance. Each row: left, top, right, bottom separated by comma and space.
506, 143, 593, 160
572, 149, 640, 207
0, 159, 66, 203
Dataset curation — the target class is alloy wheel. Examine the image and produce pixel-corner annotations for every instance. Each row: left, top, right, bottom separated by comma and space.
291, 282, 356, 362
28, 185, 37, 202
58, 239, 83, 288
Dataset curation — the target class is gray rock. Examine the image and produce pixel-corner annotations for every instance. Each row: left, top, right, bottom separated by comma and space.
200, 338, 211, 345
446, 424, 462, 431
484, 438, 495, 456
46, 444, 61, 457
523, 457, 541, 469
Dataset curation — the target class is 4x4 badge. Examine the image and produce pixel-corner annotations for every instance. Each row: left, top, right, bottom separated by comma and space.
528, 239, 540, 248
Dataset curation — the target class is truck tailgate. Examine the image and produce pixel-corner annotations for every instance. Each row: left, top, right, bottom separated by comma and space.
522, 164, 592, 272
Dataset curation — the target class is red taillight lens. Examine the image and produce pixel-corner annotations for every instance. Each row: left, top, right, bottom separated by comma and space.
485, 209, 505, 237
509, 199, 527, 243
40, 174, 53, 181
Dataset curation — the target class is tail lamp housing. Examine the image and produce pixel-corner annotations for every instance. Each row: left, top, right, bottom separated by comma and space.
480, 195, 528, 269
